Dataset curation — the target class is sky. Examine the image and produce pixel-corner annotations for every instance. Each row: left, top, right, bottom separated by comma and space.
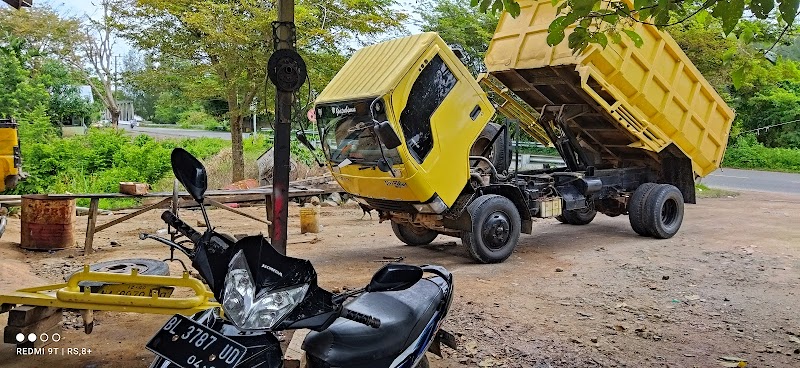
44, 0, 133, 55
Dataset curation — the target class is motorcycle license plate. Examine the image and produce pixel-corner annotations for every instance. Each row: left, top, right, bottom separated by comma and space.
146, 314, 245, 368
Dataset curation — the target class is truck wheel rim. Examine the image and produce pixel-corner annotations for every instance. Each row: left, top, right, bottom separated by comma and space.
482, 211, 511, 250
661, 199, 679, 227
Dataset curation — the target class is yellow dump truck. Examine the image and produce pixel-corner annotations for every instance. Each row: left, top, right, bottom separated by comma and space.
314, 0, 734, 263
0, 118, 21, 192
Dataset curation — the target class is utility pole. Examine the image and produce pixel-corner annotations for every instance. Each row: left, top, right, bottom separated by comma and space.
270, 0, 303, 255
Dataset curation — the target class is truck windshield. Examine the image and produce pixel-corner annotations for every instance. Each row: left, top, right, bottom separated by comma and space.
316, 99, 402, 166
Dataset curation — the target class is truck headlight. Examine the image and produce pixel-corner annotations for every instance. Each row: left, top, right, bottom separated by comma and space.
413, 196, 448, 214
222, 250, 309, 330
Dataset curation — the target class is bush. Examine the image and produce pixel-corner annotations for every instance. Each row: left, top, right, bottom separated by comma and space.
178, 110, 218, 129
724, 134, 800, 173
7, 126, 231, 209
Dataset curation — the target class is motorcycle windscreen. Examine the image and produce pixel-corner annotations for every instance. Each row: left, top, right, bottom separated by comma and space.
233, 236, 337, 330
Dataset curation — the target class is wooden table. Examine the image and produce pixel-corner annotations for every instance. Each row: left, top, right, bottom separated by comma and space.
46, 187, 327, 253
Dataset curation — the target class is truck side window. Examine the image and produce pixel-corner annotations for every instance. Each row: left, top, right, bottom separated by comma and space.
400, 54, 456, 164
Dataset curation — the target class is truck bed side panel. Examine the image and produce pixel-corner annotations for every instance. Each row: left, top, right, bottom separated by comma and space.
484, 0, 734, 177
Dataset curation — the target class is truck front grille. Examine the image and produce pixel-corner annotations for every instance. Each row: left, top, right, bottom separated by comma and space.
363, 198, 417, 213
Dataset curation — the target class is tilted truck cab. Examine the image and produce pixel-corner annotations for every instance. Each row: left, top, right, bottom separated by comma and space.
314, 33, 495, 211
314, 0, 734, 264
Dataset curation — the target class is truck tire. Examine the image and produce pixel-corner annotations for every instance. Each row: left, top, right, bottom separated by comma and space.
461, 194, 521, 263
470, 123, 511, 172
642, 184, 684, 239
628, 183, 658, 236
559, 202, 597, 225
392, 221, 438, 246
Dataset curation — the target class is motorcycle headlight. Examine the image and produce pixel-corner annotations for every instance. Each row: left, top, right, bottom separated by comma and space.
222, 250, 309, 330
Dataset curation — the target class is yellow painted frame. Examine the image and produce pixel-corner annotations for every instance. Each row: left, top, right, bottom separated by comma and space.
0, 266, 218, 316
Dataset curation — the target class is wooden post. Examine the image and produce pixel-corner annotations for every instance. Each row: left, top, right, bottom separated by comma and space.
84, 198, 99, 253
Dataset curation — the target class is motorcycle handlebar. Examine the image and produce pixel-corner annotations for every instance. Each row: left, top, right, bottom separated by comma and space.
161, 211, 203, 244
341, 308, 381, 329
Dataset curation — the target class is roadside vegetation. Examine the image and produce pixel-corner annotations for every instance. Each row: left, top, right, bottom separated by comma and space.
2, 1, 800, 209
12, 114, 318, 209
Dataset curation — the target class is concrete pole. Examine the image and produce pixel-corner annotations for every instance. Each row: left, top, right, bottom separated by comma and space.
271, 0, 295, 255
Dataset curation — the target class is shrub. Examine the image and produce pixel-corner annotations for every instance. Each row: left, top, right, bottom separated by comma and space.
723, 134, 800, 173
178, 110, 218, 129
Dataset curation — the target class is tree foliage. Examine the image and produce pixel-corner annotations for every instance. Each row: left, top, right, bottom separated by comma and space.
112, 0, 405, 181
474, 0, 800, 54
417, 0, 499, 73
0, 4, 122, 126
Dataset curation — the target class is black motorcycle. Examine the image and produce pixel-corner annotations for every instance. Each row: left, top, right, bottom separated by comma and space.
143, 148, 456, 368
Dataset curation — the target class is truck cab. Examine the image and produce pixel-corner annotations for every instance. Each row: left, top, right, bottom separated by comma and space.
315, 33, 495, 213
0, 118, 22, 192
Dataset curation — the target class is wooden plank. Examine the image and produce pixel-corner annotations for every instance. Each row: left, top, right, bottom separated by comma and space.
93, 198, 171, 233
46, 187, 321, 199
206, 199, 271, 225
84, 198, 99, 254
284, 329, 310, 368
4, 310, 61, 343
7, 305, 58, 326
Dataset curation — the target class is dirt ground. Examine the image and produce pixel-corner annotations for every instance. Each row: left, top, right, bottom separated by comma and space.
0, 191, 798, 368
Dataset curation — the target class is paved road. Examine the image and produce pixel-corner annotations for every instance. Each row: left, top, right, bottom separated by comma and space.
123, 126, 253, 140
702, 168, 800, 195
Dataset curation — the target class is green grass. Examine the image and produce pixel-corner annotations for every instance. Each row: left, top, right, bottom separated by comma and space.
695, 183, 739, 199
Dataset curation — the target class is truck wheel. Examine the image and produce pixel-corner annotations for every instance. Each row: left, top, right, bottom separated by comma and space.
392, 221, 438, 246
560, 204, 597, 225
628, 183, 658, 236
461, 194, 521, 263
642, 184, 684, 239
470, 123, 511, 172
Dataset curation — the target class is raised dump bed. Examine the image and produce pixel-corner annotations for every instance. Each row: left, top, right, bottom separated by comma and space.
484, 0, 734, 178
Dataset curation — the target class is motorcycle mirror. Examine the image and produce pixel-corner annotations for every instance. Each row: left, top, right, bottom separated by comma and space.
296, 130, 315, 151
373, 121, 401, 150
365, 264, 423, 292
170, 148, 208, 203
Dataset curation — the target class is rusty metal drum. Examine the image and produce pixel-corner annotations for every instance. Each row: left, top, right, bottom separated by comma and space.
20, 195, 76, 250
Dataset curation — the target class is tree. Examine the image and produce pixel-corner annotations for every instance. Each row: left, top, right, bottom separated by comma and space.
417, 0, 499, 74
0, 36, 48, 118
472, 0, 800, 54
77, 0, 123, 127
0, 3, 123, 127
112, 0, 405, 181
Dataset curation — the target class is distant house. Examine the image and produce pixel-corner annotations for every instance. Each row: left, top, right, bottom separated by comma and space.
102, 100, 135, 123
61, 85, 94, 136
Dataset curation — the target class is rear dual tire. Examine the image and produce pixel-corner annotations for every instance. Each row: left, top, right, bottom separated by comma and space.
628, 183, 684, 239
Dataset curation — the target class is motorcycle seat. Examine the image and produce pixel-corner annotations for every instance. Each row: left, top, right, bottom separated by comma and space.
302, 277, 445, 368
